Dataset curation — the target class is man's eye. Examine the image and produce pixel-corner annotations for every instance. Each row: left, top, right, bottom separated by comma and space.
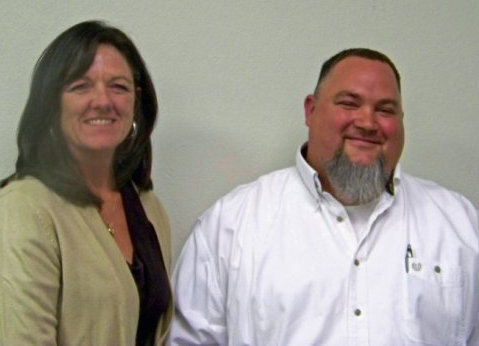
378, 108, 395, 115
337, 101, 358, 108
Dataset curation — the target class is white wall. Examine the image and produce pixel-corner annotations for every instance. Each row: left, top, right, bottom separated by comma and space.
1, 1, 478, 262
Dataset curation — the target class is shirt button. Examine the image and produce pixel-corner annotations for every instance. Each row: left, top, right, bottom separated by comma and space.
354, 259, 360, 266
336, 216, 344, 222
412, 262, 422, 272
434, 265, 441, 274
354, 309, 362, 316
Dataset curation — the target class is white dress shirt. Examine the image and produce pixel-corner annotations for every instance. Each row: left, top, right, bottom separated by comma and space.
168, 146, 479, 346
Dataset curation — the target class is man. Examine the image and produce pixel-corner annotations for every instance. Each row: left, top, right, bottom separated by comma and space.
168, 48, 479, 345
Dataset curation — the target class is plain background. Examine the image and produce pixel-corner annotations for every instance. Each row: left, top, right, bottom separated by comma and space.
1, 1, 478, 262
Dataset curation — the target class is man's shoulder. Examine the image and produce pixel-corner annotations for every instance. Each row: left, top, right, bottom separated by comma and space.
402, 172, 467, 198
199, 167, 300, 220
223, 166, 299, 202
228, 166, 297, 197
400, 172, 476, 212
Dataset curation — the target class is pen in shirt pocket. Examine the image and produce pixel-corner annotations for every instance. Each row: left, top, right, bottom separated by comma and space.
405, 244, 413, 273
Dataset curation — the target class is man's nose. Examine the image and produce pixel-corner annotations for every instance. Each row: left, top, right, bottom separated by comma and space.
354, 107, 378, 132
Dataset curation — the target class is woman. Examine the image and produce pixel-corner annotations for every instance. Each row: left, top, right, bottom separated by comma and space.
0, 21, 172, 345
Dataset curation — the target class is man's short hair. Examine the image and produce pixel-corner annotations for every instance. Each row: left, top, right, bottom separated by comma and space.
314, 48, 401, 95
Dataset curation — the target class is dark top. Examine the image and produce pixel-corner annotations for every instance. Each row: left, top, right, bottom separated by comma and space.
121, 183, 170, 346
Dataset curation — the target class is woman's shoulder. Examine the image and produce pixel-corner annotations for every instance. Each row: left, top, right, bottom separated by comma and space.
0, 176, 61, 246
0, 176, 65, 228
0, 176, 60, 206
138, 188, 169, 224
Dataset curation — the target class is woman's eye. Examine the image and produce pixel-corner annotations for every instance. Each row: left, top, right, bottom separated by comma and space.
66, 82, 89, 92
111, 83, 130, 92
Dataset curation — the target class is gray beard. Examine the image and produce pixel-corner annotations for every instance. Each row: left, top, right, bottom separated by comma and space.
324, 150, 389, 205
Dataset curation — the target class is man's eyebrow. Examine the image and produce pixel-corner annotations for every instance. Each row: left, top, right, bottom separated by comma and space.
377, 99, 400, 107
333, 91, 400, 107
333, 90, 361, 100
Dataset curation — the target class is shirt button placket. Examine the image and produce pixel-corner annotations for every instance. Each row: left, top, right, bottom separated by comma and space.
352, 247, 369, 345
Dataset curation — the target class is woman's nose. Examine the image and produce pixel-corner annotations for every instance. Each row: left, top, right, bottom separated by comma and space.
90, 84, 112, 111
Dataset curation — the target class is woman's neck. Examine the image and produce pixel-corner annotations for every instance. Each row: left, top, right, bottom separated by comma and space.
75, 152, 117, 199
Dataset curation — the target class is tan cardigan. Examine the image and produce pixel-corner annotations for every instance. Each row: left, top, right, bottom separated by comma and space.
0, 177, 173, 345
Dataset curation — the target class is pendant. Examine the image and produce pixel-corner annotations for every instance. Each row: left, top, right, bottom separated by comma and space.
107, 224, 115, 236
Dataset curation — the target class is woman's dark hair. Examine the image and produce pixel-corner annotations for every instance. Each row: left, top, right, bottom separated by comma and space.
2, 20, 158, 206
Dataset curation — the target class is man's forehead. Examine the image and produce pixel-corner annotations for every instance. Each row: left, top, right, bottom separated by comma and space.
321, 56, 401, 94
335, 57, 396, 79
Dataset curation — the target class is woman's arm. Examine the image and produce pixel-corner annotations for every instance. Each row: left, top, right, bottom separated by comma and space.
0, 187, 61, 345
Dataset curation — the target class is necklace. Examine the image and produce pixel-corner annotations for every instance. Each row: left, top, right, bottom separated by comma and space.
106, 223, 116, 236
101, 194, 121, 237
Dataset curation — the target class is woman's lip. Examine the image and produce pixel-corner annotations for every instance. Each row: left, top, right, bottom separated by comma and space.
84, 118, 116, 125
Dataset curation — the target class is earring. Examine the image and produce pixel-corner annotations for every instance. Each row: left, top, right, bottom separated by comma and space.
130, 121, 138, 139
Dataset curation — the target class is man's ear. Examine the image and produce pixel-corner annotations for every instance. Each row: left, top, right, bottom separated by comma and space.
304, 94, 317, 127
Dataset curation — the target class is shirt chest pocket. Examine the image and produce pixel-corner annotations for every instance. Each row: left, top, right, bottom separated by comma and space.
404, 261, 465, 345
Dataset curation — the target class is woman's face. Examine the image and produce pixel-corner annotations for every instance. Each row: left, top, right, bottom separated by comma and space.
60, 44, 136, 163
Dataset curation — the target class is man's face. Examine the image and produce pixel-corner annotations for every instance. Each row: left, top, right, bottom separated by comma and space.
304, 56, 404, 193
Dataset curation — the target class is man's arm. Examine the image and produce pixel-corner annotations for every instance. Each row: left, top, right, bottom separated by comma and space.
167, 219, 227, 346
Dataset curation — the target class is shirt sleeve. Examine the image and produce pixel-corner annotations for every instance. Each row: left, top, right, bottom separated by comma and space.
0, 191, 61, 345
472, 208, 479, 343
167, 219, 227, 346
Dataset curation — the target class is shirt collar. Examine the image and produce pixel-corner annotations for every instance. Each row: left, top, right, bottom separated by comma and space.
295, 142, 403, 201
296, 143, 323, 201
